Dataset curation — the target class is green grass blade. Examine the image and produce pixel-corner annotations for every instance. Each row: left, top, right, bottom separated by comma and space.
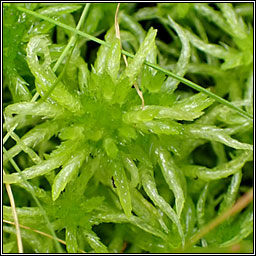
53, 3, 91, 72
16, 6, 253, 121
3, 147, 63, 253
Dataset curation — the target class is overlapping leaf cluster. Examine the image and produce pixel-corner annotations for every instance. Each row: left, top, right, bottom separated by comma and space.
3, 3, 253, 253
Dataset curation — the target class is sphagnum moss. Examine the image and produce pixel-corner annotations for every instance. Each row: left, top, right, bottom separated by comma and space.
3, 3, 253, 253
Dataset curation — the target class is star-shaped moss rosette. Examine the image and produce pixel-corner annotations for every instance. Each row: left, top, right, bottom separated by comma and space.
3, 3, 253, 253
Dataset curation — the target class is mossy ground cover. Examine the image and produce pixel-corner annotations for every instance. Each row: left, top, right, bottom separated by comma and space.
2, 3, 253, 253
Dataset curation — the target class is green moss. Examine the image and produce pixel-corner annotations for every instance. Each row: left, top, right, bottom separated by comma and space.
3, 3, 253, 253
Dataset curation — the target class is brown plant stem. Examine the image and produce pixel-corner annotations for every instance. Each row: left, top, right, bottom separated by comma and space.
115, 3, 144, 109
3, 219, 86, 253
4, 169, 23, 253
185, 187, 253, 249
